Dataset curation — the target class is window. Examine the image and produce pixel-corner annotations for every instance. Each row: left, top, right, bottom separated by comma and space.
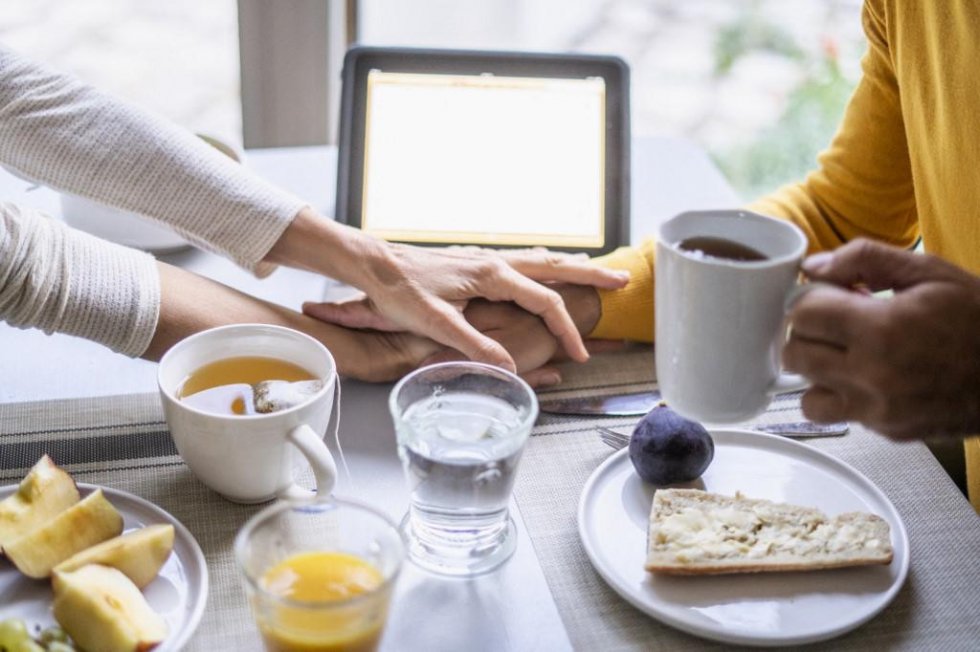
358, 0, 865, 200
0, 0, 242, 148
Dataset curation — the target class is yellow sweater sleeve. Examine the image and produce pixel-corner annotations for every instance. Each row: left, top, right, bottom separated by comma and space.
589, 0, 919, 337
586, 0, 979, 510
748, 0, 919, 252
588, 239, 655, 342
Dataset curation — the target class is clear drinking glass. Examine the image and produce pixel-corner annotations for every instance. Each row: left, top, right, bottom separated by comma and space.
235, 497, 404, 652
389, 362, 538, 576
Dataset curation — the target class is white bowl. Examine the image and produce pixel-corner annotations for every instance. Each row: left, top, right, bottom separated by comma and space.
59, 133, 243, 253
60, 193, 191, 253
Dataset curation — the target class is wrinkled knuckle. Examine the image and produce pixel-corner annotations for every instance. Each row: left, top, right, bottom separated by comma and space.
545, 254, 567, 268
543, 290, 565, 312
848, 237, 876, 258
474, 337, 506, 362
484, 258, 509, 277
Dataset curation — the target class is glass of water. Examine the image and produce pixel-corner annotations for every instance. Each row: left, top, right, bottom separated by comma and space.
389, 362, 538, 577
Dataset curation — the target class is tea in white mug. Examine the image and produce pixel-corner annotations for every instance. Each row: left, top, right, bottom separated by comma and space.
677, 236, 768, 262
178, 356, 317, 416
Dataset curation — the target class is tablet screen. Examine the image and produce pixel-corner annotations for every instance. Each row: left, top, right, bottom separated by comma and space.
360, 70, 607, 248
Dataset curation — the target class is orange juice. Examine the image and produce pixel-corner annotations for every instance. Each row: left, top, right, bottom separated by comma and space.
257, 551, 389, 652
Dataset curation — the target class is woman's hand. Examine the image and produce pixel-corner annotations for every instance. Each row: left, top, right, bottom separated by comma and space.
264, 208, 628, 371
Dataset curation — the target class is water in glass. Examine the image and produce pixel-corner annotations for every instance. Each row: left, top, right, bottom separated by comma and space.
391, 364, 536, 577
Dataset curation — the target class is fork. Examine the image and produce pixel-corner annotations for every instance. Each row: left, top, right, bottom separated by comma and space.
597, 421, 849, 450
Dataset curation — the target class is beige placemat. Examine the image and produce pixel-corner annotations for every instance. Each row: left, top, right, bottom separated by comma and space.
0, 393, 278, 651
517, 349, 980, 651
3, 351, 978, 651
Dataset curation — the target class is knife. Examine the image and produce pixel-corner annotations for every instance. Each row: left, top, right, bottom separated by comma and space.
538, 390, 661, 416
540, 391, 848, 436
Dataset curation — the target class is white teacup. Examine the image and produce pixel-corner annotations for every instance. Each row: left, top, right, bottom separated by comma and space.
158, 324, 338, 503
655, 210, 808, 423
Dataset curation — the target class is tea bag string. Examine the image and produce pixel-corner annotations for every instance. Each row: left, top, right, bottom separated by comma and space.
330, 376, 353, 486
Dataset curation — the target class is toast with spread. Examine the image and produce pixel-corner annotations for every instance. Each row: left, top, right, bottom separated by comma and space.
646, 488, 893, 575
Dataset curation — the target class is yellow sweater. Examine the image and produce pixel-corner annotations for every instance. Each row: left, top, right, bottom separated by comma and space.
590, 0, 980, 510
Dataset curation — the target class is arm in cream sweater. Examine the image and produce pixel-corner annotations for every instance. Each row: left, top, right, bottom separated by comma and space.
0, 45, 627, 367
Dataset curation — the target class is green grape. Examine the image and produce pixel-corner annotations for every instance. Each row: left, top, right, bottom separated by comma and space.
12, 640, 44, 652
0, 619, 31, 652
37, 628, 69, 646
45, 643, 76, 652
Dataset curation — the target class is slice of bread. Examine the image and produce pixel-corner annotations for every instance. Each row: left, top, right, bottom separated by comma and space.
646, 488, 893, 575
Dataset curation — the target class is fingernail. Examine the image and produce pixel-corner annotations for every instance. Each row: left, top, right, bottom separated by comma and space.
540, 373, 562, 387
802, 252, 833, 274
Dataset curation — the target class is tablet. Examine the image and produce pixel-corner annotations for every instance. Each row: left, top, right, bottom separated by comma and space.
336, 46, 630, 255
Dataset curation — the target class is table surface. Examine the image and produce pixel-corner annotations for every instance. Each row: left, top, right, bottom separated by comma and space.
3, 139, 976, 651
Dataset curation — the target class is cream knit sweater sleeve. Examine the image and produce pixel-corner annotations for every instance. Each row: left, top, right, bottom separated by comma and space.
0, 46, 308, 356
0, 202, 160, 357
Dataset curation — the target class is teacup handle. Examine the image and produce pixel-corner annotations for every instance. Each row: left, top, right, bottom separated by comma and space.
280, 424, 338, 499
278, 376, 341, 500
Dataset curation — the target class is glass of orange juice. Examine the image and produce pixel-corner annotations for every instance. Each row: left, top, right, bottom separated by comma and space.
235, 497, 404, 652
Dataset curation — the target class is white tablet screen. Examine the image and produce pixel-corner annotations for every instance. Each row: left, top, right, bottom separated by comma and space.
361, 70, 606, 248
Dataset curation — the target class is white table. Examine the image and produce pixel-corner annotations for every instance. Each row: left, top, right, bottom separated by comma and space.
0, 137, 740, 651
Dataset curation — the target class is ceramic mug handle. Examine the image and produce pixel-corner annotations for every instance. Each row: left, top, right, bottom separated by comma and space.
278, 376, 341, 500
767, 282, 838, 396
279, 425, 338, 499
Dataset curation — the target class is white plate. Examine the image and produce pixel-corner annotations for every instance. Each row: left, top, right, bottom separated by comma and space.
577, 429, 910, 647
0, 483, 209, 651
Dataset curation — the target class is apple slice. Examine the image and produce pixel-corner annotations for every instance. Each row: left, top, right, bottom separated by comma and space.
0, 455, 80, 553
53, 564, 167, 652
4, 488, 123, 578
54, 524, 175, 588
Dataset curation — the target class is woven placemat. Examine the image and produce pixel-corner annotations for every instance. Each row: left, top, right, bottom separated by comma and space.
3, 349, 978, 651
0, 393, 278, 651
516, 348, 980, 651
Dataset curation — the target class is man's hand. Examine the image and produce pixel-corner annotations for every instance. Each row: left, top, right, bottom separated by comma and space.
783, 239, 980, 440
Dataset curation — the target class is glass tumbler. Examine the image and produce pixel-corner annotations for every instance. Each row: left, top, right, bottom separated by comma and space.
235, 497, 404, 652
389, 362, 538, 577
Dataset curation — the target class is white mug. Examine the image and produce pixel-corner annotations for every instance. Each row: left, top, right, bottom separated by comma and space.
158, 324, 339, 503
655, 210, 808, 423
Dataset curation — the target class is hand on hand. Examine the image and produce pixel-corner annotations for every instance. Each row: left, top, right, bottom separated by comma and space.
340, 301, 565, 387
306, 242, 625, 371
329, 284, 614, 388
783, 239, 980, 440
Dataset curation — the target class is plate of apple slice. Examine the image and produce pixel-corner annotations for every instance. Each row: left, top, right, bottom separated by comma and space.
0, 456, 208, 652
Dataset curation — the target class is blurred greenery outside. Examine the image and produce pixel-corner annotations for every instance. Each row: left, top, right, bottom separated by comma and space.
706, 7, 860, 199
